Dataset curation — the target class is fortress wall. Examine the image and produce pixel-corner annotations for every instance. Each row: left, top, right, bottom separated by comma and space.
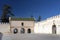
0, 23, 10, 34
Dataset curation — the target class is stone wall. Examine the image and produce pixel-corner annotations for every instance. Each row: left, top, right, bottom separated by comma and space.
10, 21, 35, 34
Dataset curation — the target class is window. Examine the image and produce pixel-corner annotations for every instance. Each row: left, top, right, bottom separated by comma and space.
21, 22, 24, 26
20, 28, 25, 33
13, 28, 18, 34
27, 28, 31, 33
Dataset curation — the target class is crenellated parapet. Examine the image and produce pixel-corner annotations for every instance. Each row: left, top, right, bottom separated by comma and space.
47, 14, 60, 20
0, 22, 10, 25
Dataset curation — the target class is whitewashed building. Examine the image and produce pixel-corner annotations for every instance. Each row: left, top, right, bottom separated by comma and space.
34, 15, 60, 34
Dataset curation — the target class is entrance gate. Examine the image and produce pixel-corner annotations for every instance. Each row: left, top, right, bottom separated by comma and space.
52, 24, 56, 34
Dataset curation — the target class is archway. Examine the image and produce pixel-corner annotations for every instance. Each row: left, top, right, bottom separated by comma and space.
27, 28, 31, 33
52, 24, 56, 34
20, 28, 25, 33
13, 28, 18, 34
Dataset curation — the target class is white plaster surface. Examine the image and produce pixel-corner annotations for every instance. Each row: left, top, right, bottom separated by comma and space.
34, 16, 60, 34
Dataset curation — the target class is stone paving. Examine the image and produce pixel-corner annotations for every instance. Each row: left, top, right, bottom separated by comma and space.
1, 34, 60, 40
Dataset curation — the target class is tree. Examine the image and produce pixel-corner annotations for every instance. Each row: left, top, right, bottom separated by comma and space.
37, 16, 41, 21
1, 4, 14, 22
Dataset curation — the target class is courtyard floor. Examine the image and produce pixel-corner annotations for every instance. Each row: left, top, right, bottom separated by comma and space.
2, 33, 60, 40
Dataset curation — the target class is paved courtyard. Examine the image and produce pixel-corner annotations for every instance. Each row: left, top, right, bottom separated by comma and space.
2, 34, 60, 40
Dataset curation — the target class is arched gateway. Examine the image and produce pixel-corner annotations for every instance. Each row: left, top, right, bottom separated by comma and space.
52, 24, 56, 34
13, 28, 18, 34
27, 28, 31, 33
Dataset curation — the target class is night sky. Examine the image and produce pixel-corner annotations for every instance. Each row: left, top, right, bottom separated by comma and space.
0, 0, 60, 20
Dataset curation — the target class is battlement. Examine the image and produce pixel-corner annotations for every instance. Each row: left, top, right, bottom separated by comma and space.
0, 22, 10, 24
47, 14, 60, 20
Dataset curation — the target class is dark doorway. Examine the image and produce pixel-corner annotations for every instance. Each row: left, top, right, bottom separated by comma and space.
27, 29, 31, 33
52, 24, 56, 34
20, 28, 25, 33
13, 28, 18, 34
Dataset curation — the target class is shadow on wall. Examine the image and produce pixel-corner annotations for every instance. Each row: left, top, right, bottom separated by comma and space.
0, 32, 3, 40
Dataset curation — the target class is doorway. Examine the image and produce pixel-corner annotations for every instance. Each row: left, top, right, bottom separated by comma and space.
27, 28, 31, 33
52, 24, 56, 34
20, 28, 25, 33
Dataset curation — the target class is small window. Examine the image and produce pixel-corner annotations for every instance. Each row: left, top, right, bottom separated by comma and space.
21, 22, 24, 26
13, 28, 18, 34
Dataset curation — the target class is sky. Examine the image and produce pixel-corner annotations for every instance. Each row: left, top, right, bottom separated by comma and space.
0, 0, 60, 20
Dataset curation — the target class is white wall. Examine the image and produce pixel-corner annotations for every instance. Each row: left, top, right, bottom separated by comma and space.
34, 22, 39, 33
0, 23, 10, 34
34, 16, 60, 34
34, 21, 52, 34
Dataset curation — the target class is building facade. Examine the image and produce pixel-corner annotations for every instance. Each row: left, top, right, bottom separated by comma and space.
10, 17, 35, 34
0, 17, 35, 34
34, 15, 60, 34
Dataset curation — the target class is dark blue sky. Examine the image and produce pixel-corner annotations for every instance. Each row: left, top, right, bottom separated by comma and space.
0, 0, 60, 20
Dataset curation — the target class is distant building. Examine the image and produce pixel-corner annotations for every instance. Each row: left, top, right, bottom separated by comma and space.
1, 15, 60, 34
